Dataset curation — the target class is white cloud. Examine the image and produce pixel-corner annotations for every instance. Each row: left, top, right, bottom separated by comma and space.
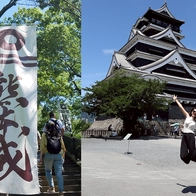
102, 49, 115, 55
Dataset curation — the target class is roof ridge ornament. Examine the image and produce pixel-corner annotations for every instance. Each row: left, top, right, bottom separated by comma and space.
174, 57, 178, 65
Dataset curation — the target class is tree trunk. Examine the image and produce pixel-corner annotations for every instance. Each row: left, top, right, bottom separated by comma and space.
0, 0, 18, 18
122, 115, 138, 138
147, 111, 153, 121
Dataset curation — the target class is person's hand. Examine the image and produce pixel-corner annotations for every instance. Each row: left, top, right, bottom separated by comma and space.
173, 95, 177, 101
38, 158, 42, 165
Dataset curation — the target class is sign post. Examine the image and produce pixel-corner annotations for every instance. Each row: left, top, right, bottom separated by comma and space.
123, 133, 132, 154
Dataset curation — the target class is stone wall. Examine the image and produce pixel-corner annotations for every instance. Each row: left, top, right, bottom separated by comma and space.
169, 104, 196, 119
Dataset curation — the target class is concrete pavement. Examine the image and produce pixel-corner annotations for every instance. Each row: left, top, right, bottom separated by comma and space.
82, 137, 196, 196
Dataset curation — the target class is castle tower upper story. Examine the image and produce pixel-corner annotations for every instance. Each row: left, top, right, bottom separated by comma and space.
106, 2, 196, 115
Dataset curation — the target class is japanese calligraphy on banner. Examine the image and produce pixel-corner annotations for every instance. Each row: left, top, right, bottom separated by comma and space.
0, 26, 40, 194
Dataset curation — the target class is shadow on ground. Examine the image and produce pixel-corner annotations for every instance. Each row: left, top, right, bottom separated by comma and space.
177, 183, 196, 193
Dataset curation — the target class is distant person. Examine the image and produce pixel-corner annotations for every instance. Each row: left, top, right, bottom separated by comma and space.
170, 126, 174, 136
108, 124, 112, 131
153, 124, 157, 136
105, 124, 112, 141
37, 131, 41, 160
173, 95, 196, 164
174, 125, 179, 139
108, 124, 112, 136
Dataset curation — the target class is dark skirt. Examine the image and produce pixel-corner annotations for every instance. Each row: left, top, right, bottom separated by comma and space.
180, 133, 196, 164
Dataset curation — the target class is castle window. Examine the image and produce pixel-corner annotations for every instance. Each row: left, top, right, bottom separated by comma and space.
151, 18, 156, 24
162, 22, 168, 27
171, 25, 179, 32
157, 20, 162, 25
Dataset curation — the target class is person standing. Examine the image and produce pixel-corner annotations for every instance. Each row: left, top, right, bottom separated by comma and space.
105, 124, 112, 141
153, 124, 157, 136
39, 120, 66, 195
37, 131, 41, 160
108, 124, 112, 134
174, 125, 179, 139
173, 95, 196, 164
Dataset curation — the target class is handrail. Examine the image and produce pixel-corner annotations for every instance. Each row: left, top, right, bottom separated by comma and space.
63, 135, 81, 164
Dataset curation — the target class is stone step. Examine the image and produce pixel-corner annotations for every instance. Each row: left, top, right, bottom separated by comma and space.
39, 176, 81, 186
0, 192, 81, 196
40, 184, 81, 192
39, 155, 81, 195
0, 186, 81, 194
39, 191, 81, 196
38, 167, 81, 175
0, 155, 81, 196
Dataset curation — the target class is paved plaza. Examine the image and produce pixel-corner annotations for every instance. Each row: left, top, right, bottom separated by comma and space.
82, 137, 196, 196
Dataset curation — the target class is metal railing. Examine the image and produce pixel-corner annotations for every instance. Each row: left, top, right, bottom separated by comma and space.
63, 135, 81, 163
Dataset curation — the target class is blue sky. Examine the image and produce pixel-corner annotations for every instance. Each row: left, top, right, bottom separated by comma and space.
1, 0, 21, 16
82, 0, 196, 91
2, 0, 196, 93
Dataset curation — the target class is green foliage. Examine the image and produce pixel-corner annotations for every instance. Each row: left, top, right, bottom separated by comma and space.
82, 72, 169, 135
71, 119, 91, 139
0, 0, 81, 131
36, 0, 81, 28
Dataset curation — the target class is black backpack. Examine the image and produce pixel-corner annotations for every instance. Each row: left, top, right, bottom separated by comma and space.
45, 120, 61, 154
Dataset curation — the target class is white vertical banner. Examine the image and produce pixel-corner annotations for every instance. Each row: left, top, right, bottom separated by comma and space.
0, 26, 40, 194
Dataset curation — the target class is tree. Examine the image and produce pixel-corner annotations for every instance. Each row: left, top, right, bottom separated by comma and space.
0, 0, 17, 18
82, 72, 170, 136
0, 0, 81, 131
36, 0, 81, 21
71, 119, 91, 139
0, 0, 39, 18
0, 0, 81, 19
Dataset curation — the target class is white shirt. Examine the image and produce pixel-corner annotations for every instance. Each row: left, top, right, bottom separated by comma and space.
182, 116, 196, 134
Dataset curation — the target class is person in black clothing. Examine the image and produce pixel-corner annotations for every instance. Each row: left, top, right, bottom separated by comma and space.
105, 124, 112, 141
108, 124, 112, 132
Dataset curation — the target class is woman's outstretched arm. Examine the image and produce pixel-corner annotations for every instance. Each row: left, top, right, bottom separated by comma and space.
173, 95, 189, 117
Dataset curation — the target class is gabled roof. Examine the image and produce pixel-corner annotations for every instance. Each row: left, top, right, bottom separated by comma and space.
139, 48, 196, 79
128, 26, 185, 47
106, 52, 138, 77
128, 27, 146, 40
150, 25, 185, 48
119, 32, 196, 58
154, 2, 175, 18
133, 17, 148, 29
141, 23, 184, 40
126, 49, 160, 62
143, 3, 184, 26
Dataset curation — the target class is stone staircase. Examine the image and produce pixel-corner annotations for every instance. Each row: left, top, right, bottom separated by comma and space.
0, 155, 81, 196
39, 155, 81, 195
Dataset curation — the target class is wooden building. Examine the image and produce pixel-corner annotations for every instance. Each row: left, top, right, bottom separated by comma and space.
106, 2, 196, 120
84, 3, 196, 137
